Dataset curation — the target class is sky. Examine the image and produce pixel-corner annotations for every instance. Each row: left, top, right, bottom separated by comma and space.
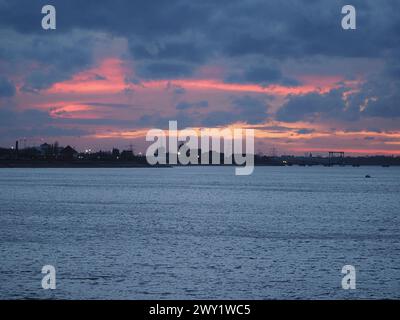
0, 0, 399, 155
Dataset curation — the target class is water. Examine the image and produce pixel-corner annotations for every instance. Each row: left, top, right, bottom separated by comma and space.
0, 166, 399, 299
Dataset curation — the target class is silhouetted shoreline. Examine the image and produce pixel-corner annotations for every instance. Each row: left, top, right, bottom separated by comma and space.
1, 142, 399, 168
0, 160, 171, 168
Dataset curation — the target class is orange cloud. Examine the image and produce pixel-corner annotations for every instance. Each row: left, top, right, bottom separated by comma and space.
143, 79, 336, 96
45, 58, 346, 97
49, 104, 93, 117
47, 58, 127, 94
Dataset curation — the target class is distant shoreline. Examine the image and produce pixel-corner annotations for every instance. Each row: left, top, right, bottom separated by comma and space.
0, 161, 398, 168
0, 161, 169, 168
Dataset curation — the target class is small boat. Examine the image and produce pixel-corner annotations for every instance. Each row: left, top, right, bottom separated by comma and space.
365, 174, 371, 178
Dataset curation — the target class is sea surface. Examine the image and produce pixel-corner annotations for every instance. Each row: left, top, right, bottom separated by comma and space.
0, 166, 399, 299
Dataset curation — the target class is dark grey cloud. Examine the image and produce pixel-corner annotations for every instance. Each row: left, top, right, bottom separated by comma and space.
231, 95, 269, 124
84, 102, 133, 109
222, 0, 400, 59
200, 111, 238, 127
2, 1, 399, 62
165, 82, 186, 95
361, 92, 400, 118
57, 117, 135, 127
4, 126, 89, 138
176, 100, 208, 110
93, 74, 107, 81
226, 66, 276, 84
130, 41, 208, 64
0, 29, 96, 91
0, 76, 15, 97
276, 88, 360, 122
1, 0, 206, 35
0, 107, 91, 138
137, 109, 238, 128
351, 73, 400, 118
131, 39, 210, 80
0, 105, 140, 140
136, 62, 194, 79
256, 125, 293, 132
225, 65, 300, 86
173, 87, 186, 95
297, 128, 315, 134
276, 69, 400, 123
136, 95, 269, 128
22, 35, 94, 91
0, 108, 51, 126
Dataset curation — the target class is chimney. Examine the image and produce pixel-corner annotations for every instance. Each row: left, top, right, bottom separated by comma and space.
15, 140, 19, 159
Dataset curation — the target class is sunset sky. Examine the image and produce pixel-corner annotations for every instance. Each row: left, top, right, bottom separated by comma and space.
0, 0, 399, 155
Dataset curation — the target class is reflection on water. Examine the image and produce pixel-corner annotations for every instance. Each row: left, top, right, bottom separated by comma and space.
0, 166, 399, 299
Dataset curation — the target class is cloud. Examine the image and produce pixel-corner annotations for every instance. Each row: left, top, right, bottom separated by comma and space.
276, 65, 400, 123
164, 82, 187, 95
176, 100, 208, 110
223, 0, 400, 59
130, 40, 208, 64
136, 95, 269, 128
0, 0, 210, 37
136, 62, 194, 79
2, 1, 399, 64
84, 102, 133, 109
175, 95, 270, 127
0, 76, 15, 97
4, 126, 89, 138
225, 65, 300, 86
231, 95, 270, 124
0, 108, 51, 126
297, 128, 315, 134
352, 75, 400, 118
1, 0, 400, 140
276, 88, 358, 122
172, 86, 186, 95
0, 107, 91, 138
0, 29, 97, 92
93, 74, 107, 81
361, 92, 400, 118
1, 1, 399, 60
